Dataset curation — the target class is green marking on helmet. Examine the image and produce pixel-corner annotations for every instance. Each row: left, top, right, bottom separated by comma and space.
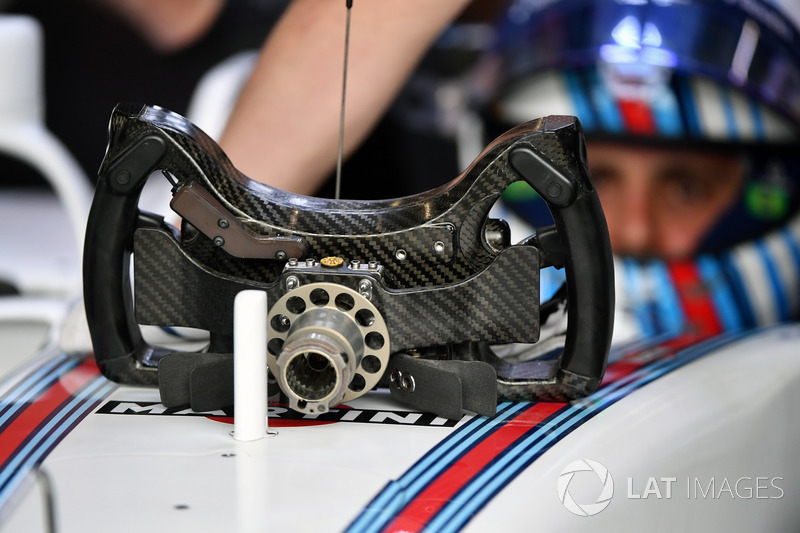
502, 181, 540, 202
745, 183, 789, 221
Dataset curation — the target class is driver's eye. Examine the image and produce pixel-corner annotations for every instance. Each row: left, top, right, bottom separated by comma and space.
587, 164, 618, 191
661, 169, 709, 205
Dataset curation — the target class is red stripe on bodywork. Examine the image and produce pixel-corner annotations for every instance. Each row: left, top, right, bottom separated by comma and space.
379, 261, 725, 532
382, 402, 565, 533
0, 358, 99, 466
601, 359, 645, 385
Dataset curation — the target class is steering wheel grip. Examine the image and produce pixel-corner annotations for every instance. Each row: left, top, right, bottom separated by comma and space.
502, 118, 614, 400
83, 134, 168, 385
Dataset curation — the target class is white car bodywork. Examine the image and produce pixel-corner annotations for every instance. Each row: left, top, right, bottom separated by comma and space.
0, 301, 798, 532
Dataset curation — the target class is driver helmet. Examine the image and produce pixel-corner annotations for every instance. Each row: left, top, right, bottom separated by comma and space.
483, 0, 800, 343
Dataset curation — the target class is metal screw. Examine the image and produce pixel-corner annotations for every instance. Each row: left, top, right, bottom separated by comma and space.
218, 218, 230, 229
389, 369, 402, 389
286, 275, 300, 291
213, 236, 225, 247
306, 258, 316, 267
358, 278, 373, 300
275, 250, 287, 260
401, 374, 415, 393
434, 241, 445, 253
350, 259, 361, 268
288, 258, 298, 266
368, 261, 378, 270
395, 249, 407, 261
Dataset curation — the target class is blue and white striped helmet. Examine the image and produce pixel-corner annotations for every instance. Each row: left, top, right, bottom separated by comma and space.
490, 0, 800, 252
486, 0, 800, 338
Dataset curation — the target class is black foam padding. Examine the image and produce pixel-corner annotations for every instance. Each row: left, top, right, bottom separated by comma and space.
388, 353, 497, 420
158, 352, 233, 409
190, 356, 234, 411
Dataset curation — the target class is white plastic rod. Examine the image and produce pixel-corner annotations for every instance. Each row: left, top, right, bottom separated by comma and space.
233, 290, 268, 441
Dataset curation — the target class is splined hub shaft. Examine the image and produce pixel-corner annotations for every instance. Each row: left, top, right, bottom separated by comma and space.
268, 282, 391, 415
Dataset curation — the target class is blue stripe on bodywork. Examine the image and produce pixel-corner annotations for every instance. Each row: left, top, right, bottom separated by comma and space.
0, 354, 116, 513
431, 331, 750, 532
0, 378, 115, 508
0, 355, 75, 430
348, 330, 749, 533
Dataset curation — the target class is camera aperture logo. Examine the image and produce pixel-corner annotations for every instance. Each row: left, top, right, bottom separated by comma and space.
557, 459, 614, 517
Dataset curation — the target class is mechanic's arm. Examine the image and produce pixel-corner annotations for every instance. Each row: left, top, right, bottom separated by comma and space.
219, 0, 472, 194
87, 0, 224, 52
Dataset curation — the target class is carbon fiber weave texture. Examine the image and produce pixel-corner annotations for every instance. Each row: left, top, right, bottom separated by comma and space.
105, 105, 586, 289
134, 228, 540, 351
